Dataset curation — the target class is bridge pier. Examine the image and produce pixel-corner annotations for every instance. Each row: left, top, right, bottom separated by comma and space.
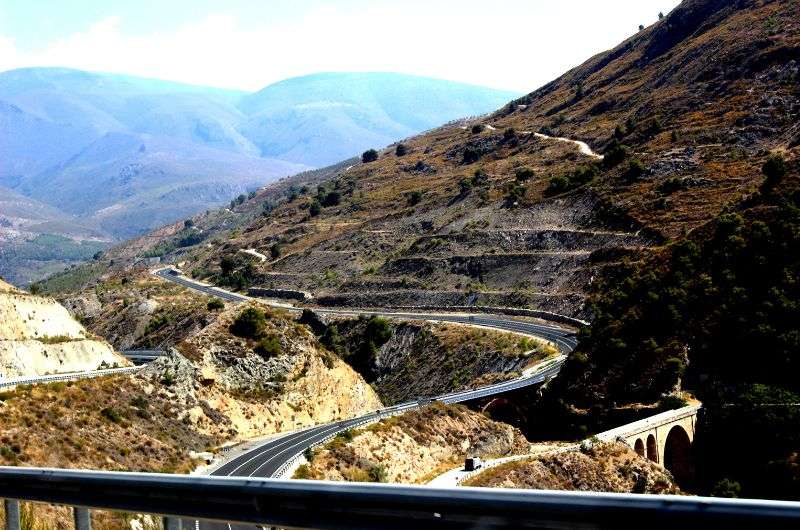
613, 407, 698, 487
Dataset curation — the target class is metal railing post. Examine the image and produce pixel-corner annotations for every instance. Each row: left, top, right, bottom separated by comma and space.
163, 516, 182, 530
73, 507, 91, 530
4, 500, 20, 530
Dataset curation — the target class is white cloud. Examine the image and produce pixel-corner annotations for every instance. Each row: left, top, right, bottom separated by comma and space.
0, 1, 681, 92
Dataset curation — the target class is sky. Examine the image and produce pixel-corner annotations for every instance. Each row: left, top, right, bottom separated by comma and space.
0, 0, 682, 93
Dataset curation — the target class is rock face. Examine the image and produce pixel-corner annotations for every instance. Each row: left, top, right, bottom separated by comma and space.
0, 282, 127, 378
138, 304, 382, 441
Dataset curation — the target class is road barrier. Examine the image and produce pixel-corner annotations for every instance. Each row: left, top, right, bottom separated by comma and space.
1, 467, 799, 530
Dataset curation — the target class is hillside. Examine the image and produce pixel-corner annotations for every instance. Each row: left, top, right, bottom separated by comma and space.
0, 280, 128, 378
464, 442, 678, 494
0, 68, 515, 286
51, 1, 799, 322
296, 403, 528, 484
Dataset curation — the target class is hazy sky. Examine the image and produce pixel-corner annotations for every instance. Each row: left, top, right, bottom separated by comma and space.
0, 0, 682, 92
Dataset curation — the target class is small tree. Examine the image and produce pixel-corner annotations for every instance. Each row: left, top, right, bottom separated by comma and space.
639, 24, 645, 32
362, 149, 379, 163
761, 154, 787, 192
309, 200, 321, 217
407, 191, 423, 206
515, 167, 535, 182
471, 124, 485, 134
503, 128, 517, 142
184, 219, 194, 229
395, 143, 407, 156
254, 335, 282, 358
458, 178, 473, 196
230, 307, 267, 339
504, 181, 526, 207
658, 12, 665, 20
321, 191, 341, 207
207, 298, 225, 311
270, 243, 282, 259
625, 159, 647, 182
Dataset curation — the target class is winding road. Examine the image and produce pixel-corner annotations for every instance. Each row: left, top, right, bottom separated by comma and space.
153, 269, 576, 479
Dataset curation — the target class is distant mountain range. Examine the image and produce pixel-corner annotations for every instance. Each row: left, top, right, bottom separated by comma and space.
0, 67, 518, 284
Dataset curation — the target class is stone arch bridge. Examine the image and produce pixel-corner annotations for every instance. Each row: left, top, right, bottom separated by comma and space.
596, 405, 700, 485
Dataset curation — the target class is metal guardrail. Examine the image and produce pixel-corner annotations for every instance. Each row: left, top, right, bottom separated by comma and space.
269, 358, 565, 479
2, 467, 800, 530
0, 366, 144, 389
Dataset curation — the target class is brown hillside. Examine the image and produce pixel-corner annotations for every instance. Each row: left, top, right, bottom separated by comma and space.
43, 0, 799, 324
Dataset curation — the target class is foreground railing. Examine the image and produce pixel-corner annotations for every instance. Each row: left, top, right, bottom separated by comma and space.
2, 467, 800, 530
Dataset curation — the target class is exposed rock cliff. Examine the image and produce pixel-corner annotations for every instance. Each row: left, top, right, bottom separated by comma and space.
0, 281, 127, 378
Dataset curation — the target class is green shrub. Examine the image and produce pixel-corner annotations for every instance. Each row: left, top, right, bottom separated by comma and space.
362, 149, 379, 163
624, 159, 647, 182
458, 178, 473, 196
321, 191, 341, 207
546, 175, 571, 195
603, 139, 630, 168
407, 191, 423, 206
207, 298, 225, 311
471, 124, 484, 134
515, 167, 535, 182
710, 478, 741, 498
761, 154, 787, 192
368, 464, 388, 483
254, 335, 282, 358
101, 407, 123, 424
230, 307, 268, 339
504, 181, 526, 207
309, 200, 321, 217
395, 143, 407, 156
270, 243, 282, 259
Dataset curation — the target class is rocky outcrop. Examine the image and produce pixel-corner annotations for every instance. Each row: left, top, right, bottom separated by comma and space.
137, 304, 382, 441
0, 286, 127, 378
299, 403, 528, 484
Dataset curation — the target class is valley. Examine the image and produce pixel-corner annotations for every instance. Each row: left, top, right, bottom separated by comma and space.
1, 0, 799, 528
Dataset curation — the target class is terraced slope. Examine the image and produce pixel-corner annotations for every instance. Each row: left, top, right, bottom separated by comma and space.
43, 0, 798, 326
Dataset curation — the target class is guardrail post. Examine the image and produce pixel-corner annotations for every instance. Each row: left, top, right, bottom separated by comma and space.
73, 507, 91, 530
162, 516, 182, 530
4, 500, 20, 530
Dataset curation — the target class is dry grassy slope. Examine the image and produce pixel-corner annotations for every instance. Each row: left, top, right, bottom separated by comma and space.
41, 0, 799, 322
0, 301, 381, 471
297, 403, 528, 484
464, 442, 679, 494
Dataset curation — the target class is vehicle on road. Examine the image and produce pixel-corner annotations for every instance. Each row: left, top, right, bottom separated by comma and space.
464, 457, 483, 471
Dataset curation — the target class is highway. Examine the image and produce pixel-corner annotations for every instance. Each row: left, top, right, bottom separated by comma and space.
153, 267, 577, 530
154, 267, 576, 475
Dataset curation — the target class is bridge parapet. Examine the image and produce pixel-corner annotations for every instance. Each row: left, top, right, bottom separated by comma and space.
597, 405, 699, 484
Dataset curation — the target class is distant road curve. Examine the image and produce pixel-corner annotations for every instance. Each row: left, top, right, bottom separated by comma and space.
152, 268, 578, 352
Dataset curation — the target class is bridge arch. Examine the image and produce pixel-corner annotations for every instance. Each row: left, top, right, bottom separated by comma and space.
646, 434, 658, 462
633, 438, 645, 457
663, 425, 693, 486
480, 398, 526, 429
